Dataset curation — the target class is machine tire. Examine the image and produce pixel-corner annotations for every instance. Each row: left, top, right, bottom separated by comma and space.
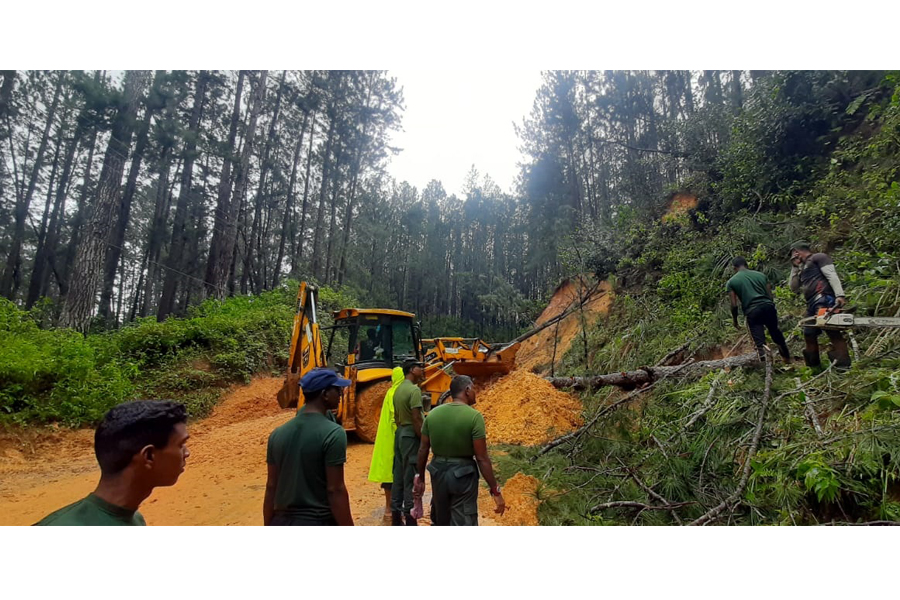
437, 390, 451, 406
354, 380, 392, 443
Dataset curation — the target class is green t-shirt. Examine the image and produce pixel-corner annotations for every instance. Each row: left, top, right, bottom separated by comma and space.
266, 409, 347, 522
421, 402, 486, 458
34, 493, 147, 526
393, 379, 423, 427
726, 269, 774, 315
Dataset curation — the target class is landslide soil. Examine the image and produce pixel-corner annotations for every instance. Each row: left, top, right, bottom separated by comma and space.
516, 277, 611, 375
0, 377, 533, 526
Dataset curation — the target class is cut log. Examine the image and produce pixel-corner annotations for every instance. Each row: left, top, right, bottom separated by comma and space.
546, 352, 760, 391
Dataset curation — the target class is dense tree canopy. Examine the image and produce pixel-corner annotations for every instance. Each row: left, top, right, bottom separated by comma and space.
0, 70, 893, 339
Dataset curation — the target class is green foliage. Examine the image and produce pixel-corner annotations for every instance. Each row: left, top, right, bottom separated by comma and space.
0, 299, 134, 425
0, 284, 307, 426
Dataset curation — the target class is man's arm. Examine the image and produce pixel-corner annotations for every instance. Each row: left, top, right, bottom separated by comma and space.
411, 407, 423, 437
766, 282, 774, 300
819, 262, 846, 305
263, 463, 278, 526
325, 465, 354, 526
789, 265, 802, 293
474, 438, 505, 515
729, 291, 740, 328
414, 435, 431, 497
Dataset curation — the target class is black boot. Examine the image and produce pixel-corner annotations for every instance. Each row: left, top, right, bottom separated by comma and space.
828, 338, 852, 370
404, 513, 417, 526
802, 349, 821, 368
391, 511, 403, 526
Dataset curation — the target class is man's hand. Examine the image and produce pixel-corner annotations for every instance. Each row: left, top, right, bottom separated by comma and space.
492, 493, 506, 516
834, 296, 846, 309
413, 474, 425, 498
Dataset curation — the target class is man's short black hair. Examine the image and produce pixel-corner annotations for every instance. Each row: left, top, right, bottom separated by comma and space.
450, 375, 473, 398
732, 256, 748, 269
402, 360, 424, 375
94, 401, 187, 475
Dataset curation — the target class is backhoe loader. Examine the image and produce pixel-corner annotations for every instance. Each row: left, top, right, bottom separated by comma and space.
276, 282, 452, 442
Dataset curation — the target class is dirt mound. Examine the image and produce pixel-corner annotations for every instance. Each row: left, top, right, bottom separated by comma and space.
196, 377, 285, 432
478, 370, 582, 446
516, 277, 611, 374
498, 473, 540, 526
0, 426, 95, 479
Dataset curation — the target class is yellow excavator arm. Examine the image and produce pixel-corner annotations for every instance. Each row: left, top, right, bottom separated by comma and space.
277, 281, 326, 409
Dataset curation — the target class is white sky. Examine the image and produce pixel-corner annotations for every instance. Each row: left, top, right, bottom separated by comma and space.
385, 70, 543, 198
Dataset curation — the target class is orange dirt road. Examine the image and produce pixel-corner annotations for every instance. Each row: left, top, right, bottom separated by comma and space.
0, 377, 509, 526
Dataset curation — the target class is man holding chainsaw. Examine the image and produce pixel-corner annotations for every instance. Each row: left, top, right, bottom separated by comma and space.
788, 241, 851, 369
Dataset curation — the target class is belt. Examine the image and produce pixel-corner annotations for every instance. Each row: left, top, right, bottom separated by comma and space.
431, 456, 476, 465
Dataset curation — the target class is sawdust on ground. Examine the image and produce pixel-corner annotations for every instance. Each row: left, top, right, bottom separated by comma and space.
478, 369, 583, 446
0, 376, 510, 526
516, 277, 611, 375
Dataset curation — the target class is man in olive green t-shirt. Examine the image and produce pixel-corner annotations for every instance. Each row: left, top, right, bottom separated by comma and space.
390, 359, 425, 525
726, 256, 791, 363
414, 375, 506, 526
264, 368, 354, 526
35, 400, 190, 526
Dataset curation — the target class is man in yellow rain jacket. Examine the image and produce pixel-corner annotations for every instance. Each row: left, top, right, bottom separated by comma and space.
368, 367, 404, 521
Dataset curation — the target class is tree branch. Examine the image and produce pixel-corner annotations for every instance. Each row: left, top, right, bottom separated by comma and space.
689, 354, 774, 526
536, 360, 695, 459
667, 370, 725, 443
589, 500, 695, 514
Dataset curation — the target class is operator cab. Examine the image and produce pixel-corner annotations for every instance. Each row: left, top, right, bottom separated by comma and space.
325, 309, 423, 371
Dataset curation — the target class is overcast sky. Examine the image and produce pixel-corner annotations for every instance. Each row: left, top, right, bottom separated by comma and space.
385, 70, 543, 198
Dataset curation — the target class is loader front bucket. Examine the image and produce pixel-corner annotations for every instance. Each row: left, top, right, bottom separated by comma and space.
452, 361, 514, 378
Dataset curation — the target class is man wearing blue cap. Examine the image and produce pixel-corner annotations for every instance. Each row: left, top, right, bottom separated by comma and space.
264, 367, 355, 526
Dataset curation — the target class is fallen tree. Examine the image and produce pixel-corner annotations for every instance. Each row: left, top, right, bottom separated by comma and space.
545, 352, 760, 391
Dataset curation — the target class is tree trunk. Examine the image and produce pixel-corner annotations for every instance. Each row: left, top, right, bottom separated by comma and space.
546, 353, 760, 391
324, 142, 345, 284
2, 71, 64, 300
0, 71, 15, 121
60, 121, 100, 297
337, 77, 376, 286
204, 70, 246, 299
98, 70, 165, 323
311, 106, 337, 280
730, 70, 743, 113
27, 95, 88, 307
60, 70, 150, 332
682, 70, 695, 115
158, 70, 207, 321
243, 70, 285, 293
25, 99, 68, 307
208, 70, 268, 301
273, 110, 308, 288
140, 143, 174, 317
291, 112, 316, 277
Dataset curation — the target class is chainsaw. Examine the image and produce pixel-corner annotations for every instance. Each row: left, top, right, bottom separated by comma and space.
798, 307, 900, 331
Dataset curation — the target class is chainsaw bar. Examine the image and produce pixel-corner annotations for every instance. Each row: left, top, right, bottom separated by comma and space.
798, 313, 900, 330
